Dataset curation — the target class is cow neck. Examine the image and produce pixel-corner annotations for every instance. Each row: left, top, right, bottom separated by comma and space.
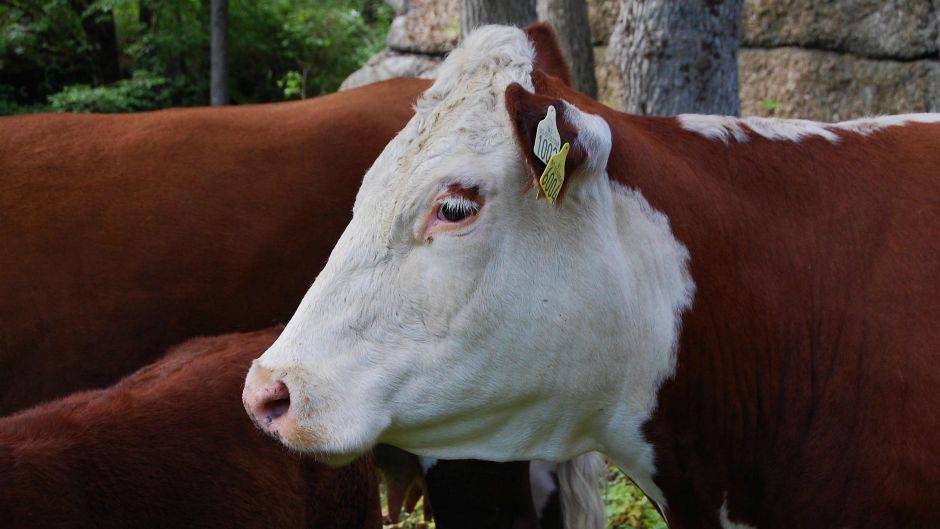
542, 82, 762, 525
544, 74, 940, 525
603, 110, 757, 525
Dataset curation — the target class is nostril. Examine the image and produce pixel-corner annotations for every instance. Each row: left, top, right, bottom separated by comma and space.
265, 398, 290, 422
257, 381, 291, 425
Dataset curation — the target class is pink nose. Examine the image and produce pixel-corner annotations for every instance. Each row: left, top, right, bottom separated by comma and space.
243, 380, 292, 431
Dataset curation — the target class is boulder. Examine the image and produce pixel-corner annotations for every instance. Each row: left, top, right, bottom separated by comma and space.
386, 0, 407, 16
339, 49, 442, 91
386, 0, 459, 55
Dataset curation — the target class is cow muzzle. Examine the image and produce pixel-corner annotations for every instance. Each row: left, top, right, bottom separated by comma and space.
243, 364, 294, 438
242, 356, 391, 466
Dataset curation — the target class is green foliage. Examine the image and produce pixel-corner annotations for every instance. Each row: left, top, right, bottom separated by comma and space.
0, 1, 98, 107
47, 70, 170, 112
603, 466, 667, 529
761, 96, 781, 114
278, 70, 305, 99
276, 0, 392, 98
444, 16, 460, 41
0, 0, 392, 114
378, 463, 667, 529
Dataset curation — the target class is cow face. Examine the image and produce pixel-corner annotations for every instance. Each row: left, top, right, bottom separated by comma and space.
243, 26, 693, 472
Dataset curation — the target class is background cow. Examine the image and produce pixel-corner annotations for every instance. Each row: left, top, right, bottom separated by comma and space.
244, 24, 940, 529
0, 327, 382, 529
0, 78, 425, 414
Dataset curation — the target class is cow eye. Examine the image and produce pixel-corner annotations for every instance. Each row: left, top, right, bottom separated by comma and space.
437, 195, 480, 223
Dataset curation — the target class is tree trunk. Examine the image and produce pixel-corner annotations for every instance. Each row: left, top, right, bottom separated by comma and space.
609, 0, 742, 116
68, 0, 121, 84
459, 0, 537, 34
210, 0, 229, 106
139, 2, 154, 31
537, 0, 597, 97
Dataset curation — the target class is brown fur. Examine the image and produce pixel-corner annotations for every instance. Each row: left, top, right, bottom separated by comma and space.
0, 327, 382, 529
521, 23, 572, 87
509, 71, 940, 528
0, 78, 430, 416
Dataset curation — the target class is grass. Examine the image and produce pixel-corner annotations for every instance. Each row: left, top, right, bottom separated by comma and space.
381, 464, 667, 529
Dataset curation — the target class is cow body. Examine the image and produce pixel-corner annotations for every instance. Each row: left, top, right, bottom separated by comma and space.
555, 80, 940, 528
0, 327, 382, 529
0, 78, 426, 414
244, 25, 940, 528
605, 111, 940, 527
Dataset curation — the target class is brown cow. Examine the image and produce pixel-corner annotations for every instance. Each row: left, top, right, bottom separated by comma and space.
0, 77, 427, 415
0, 327, 382, 529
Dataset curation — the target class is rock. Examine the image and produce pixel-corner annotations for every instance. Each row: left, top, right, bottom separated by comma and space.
385, 0, 408, 16
341, 0, 456, 91
587, 0, 620, 45
385, 0, 459, 55
593, 45, 623, 110
742, 0, 939, 60
339, 49, 442, 91
739, 47, 940, 121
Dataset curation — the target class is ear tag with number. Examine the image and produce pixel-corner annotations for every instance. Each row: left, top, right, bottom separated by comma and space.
533, 106, 564, 203
537, 142, 569, 205
533, 106, 562, 165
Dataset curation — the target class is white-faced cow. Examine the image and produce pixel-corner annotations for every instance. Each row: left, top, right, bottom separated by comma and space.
244, 24, 940, 528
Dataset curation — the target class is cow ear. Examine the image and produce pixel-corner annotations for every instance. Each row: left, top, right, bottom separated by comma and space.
505, 82, 610, 204
523, 22, 572, 86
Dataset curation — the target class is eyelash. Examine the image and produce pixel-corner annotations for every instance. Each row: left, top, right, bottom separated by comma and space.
437, 195, 481, 223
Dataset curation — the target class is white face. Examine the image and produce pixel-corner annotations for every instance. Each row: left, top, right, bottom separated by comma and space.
243, 27, 693, 475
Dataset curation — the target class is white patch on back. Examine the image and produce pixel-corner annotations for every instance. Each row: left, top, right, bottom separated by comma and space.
678, 113, 940, 144
720, 496, 757, 529
838, 113, 940, 135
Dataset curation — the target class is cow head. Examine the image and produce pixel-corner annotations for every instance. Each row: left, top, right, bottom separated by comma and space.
243, 25, 693, 478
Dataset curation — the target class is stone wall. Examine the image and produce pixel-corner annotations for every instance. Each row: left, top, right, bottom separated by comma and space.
738, 0, 939, 120
343, 0, 939, 121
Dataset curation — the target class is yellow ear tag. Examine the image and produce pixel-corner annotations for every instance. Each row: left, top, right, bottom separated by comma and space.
536, 142, 569, 205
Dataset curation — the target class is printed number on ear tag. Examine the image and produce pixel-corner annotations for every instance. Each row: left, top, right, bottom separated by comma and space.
533, 106, 561, 165
537, 142, 569, 205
